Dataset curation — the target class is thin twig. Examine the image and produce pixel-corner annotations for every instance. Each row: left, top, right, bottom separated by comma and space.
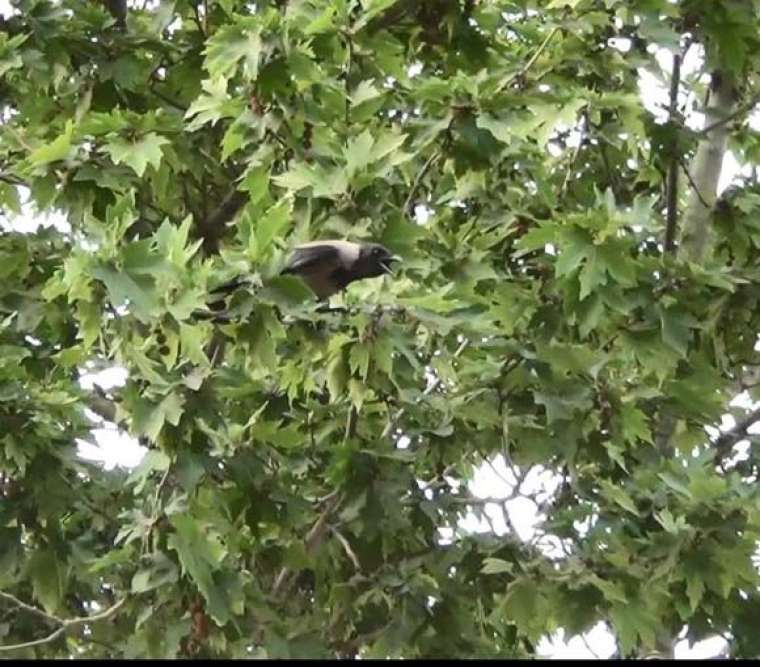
344, 406, 358, 443
0, 596, 126, 653
0, 626, 66, 653
698, 90, 760, 137
191, 0, 206, 37
154, 466, 171, 510
560, 108, 589, 196
330, 527, 361, 570
149, 86, 187, 112
581, 634, 604, 660
0, 173, 25, 186
272, 493, 346, 598
597, 137, 622, 202
664, 53, 681, 255
0, 592, 60, 626
4, 126, 34, 152
496, 26, 560, 93
678, 156, 709, 208
343, 33, 353, 127
403, 151, 440, 218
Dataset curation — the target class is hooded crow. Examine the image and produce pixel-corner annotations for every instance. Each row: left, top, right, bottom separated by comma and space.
280, 240, 401, 299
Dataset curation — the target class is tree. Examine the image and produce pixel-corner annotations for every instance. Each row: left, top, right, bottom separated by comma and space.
0, 0, 759, 658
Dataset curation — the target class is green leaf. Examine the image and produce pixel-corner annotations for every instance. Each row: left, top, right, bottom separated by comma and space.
600, 481, 639, 515
185, 76, 243, 130
657, 305, 692, 357
345, 130, 374, 177
503, 577, 544, 640
327, 352, 348, 403
28, 550, 64, 614
131, 552, 179, 593
126, 450, 171, 495
588, 574, 627, 603
104, 132, 169, 177
610, 601, 657, 655
655, 509, 689, 535
251, 198, 292, 259
131, 393, 185, 441
91, 264, 159, 323
28, 121, 74, 167
370, 129, 408, 163
205, 23, 262, 80
349, 342, 370, 380
349, 378, 365, 410
482, 557, 513, 575
180, 323, 210, 366
274, 162, 348, 199
686, 573, 705, 612
658, 472, 693, 500
168, 514, 230, 625
578, 247, 607, 300
351, 79, 383, 107
620, 403, 653, 445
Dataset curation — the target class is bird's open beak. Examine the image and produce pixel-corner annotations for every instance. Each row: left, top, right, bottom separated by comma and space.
381, 255, 403, 274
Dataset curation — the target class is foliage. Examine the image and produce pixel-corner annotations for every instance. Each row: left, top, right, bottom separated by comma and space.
0, 0, 759, 658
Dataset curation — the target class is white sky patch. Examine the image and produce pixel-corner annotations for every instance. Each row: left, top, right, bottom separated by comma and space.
79, 365, 129, 391
675, 633, 729, 659
407, 62, 423, 78
77, 428, 147, 471
414, 204, 433, 225
608, 37, 631, 53
538, 623, 617, 659
1, 186, 71, 234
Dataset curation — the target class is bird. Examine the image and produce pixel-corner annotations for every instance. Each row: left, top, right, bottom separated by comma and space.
200, 240, 401, 319
280, 240, 401, 300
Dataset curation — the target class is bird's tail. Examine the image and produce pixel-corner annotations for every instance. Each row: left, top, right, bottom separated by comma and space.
191, 275, 255, 323
209, 275, 255, 297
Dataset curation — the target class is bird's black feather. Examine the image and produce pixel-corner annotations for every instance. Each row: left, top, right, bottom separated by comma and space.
280, 244, 341, 275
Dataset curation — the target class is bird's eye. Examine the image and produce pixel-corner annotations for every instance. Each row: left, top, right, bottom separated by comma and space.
372, 247, 382, 256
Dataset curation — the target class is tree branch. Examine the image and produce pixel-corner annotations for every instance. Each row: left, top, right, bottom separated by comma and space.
0, 594, 126, 653
0, 592, 61, 627
698, 90, 760, 137
664, 53, 681, 255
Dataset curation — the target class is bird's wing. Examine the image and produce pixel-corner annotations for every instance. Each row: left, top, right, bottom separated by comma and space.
281, 242, 345, 275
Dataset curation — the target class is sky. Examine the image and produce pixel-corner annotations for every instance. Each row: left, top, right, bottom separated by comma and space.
2, 0, 759, 658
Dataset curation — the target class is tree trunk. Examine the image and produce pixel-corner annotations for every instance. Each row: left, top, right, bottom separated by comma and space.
678, 71, 738, 262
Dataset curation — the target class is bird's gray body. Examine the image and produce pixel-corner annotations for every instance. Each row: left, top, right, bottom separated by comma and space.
281, 240, 398, 299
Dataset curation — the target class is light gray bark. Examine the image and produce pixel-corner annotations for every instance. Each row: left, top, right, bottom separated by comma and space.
679, 72, 738, 262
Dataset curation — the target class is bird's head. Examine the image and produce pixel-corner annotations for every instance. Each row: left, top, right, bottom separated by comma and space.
355, 243, 402, 278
